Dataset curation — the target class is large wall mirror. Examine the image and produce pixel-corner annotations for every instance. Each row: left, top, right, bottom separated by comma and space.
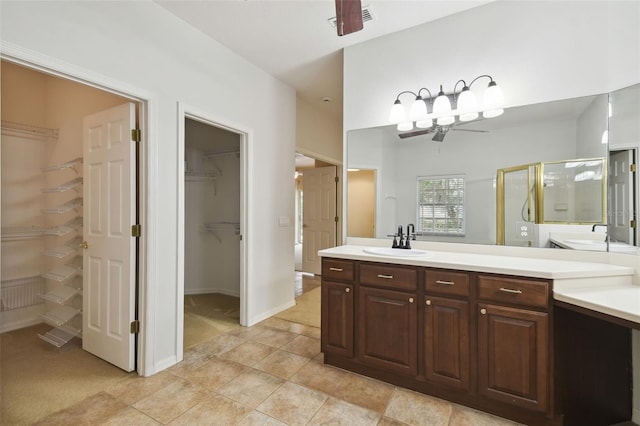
346, 83, 640, 254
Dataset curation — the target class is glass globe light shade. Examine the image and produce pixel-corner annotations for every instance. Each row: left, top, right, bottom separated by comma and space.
457, 88, 479, 122
409, 97, 428, 121
389, 100, 406, 124
397, 121, 413, 131
482, 108, 503, 118
437, 115, 455, 126
482, 81, 504, 111
432, 93, 452, 116
416, 118, 433, 129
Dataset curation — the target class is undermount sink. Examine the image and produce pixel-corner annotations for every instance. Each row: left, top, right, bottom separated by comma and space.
363, 247, 432, 257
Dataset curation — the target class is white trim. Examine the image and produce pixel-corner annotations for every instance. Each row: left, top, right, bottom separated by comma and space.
184, 288, 240, 297
247, 299, 296, 327
0, 317, 43, 334
1, 41, 157, 376
176, 102, 251, 362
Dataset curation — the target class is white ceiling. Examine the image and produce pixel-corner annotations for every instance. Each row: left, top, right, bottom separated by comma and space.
155, 1, 494, 120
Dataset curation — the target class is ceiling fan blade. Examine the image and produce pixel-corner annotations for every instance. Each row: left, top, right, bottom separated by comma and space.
335, 0, 364, 36
432, 130, 446, 142
451, 128, 489, 133
398, 129, 434, 139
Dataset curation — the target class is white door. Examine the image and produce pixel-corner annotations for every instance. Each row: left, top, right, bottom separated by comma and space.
302, 166, 337, 274
610, 150, 636, 244
82, 103, 137, 371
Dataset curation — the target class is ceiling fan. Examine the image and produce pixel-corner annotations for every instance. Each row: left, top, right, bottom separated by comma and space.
398, 122, 488, 142
334, 0, 364, 36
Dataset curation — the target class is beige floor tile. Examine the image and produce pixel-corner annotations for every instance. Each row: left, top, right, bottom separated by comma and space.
449, 404, 523, 425
192, 333, 246, 357
260, 317, 296, 331
308, 397, 381, 425
281, 334, 321, 358
257, 382, 328, 426
237, 410, 288, 425
377, 417, 409, 426
249, 326, 299, 348
217, 369, 284, 407
220, 340, 277, 366
183, 356, 248, 390
227, 324, 269, 340
297, 324, 321, 339
106, 371, 178, 405
333, 373, 395, 413
384, 388, 452, 426
253, 349, 310, 379
34, 392, 128, 426
168, 394, 252, 425
166, 348, 212, 378
132, 378, 207, 424
100, 406, 161, 425
290, 358, 349, 394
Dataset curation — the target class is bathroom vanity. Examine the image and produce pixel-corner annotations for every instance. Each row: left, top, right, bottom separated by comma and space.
319, 245, 638, 426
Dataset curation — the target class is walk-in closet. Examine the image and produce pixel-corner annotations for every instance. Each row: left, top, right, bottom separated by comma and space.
0, 61, 129, 347
183, 118, 241, 347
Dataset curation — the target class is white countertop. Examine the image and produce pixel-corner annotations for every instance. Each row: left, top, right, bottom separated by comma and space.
319, 245, 634, 280
319, 244, 639, 325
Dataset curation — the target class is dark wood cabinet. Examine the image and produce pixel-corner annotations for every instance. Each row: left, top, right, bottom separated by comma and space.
423, 295, 470, 391
357, 286, 418, 376
476, 274, 551, 413
321, 258, 558, 425
321, 280, 354, 357
477, 303, 549, 412
321, 258, 355, 357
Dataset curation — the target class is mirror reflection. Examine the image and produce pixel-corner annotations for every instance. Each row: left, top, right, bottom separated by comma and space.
346, 88, 639, 252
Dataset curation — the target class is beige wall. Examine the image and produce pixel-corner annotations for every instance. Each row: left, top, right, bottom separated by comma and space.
347, 169, 375, 238
295, 95, 342, 165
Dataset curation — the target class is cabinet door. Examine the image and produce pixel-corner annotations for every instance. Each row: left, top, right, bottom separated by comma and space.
321, 281, 354, 357
424, 296, 470, 391
358, 286, 417, 376
478, 303, 549, 412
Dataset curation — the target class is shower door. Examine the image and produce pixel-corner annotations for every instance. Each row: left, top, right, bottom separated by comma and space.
497, 165, 537, 246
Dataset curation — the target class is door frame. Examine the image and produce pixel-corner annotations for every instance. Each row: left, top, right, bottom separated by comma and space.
1, 42, 153, 375
177, 103, 249, 361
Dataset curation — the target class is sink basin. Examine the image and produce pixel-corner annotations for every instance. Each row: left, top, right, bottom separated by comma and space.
564, 239, 605, 245
363, 247, 432, 257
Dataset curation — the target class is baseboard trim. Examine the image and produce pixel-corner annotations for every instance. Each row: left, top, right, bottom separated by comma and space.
247, 299, 296, 327
184, 288, 240, 297
0, 317, 42, 333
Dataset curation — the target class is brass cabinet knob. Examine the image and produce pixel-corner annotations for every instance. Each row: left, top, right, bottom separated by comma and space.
426, 299, 431, 306
80, 241, 89, 249
409, 297, 414, 303
480, 308, 487, 315
345, 288, 350, 293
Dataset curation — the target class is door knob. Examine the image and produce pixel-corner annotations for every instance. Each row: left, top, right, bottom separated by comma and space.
80, 241, 89, 249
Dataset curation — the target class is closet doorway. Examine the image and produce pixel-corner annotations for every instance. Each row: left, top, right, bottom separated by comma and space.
1, 60, 143, 372
180, 116, 244, 351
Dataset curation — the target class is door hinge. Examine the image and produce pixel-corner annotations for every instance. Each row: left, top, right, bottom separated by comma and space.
631, 164, 637, 173
631, 220, 637, 229
131, 128, 141, 143
334, 216, 339, 223
334, 176, 339, 183
130, 320, 140, 334
131, 224, 141, 237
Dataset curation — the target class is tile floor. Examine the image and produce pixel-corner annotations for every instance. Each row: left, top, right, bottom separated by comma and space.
34, 314, 521, 425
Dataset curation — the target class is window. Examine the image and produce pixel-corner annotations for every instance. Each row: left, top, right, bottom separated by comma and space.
416, 175, 465, 236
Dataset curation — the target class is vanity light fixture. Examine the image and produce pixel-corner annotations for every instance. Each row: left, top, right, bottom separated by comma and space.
389, 75, 504, 132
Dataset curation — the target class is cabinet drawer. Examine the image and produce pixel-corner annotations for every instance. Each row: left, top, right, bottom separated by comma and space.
425, 269, 470, 297
322, 259, 354, 282
478, 275, 550, 309
360, 263, 417, 291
